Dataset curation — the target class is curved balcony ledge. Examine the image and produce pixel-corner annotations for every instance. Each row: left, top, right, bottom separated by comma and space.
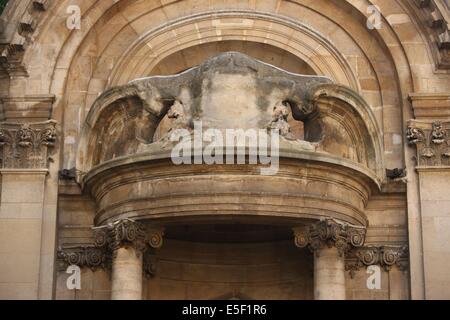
82, 146, 379, 227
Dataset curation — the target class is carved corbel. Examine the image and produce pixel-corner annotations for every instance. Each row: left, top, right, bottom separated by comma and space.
407, 120, 450, 166
293, 219, 366, 256
0, 120, 57, 169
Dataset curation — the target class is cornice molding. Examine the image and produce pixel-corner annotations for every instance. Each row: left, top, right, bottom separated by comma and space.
408, 93, 450, 120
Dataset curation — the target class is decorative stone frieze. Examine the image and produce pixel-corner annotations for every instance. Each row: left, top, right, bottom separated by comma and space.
409, 93, 450, 120
0, 120, 57, 169
406, 120, 450, 167
345, 245, 409, 278
0, 95, 55, 121
293, 219, 366, 256
57, 246, 110, 271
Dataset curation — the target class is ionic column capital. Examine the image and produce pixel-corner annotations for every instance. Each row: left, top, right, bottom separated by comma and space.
293, 219, 366, 256
345, 245, 409, 278
93, 219, 165, 257
57, 246, 111, 271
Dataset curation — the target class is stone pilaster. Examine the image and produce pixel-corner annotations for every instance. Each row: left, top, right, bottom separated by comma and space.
407, 119, 450, 299
0, 120, 57, 299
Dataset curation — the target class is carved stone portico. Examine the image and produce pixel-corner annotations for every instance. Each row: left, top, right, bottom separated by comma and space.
43, 51, 409, 300
64, 52, 390, 300
2, 0, 450, 302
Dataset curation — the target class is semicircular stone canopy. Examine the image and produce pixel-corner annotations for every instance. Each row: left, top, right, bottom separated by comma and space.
79, 52, 384, 226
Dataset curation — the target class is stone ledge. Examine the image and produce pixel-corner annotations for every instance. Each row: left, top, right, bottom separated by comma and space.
409, 93, 450, 120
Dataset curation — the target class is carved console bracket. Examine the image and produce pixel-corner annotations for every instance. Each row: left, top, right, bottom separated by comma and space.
0, 120, 57, 169
406, 120, 450, 167
293, 219, 366, 256
345, 245, 409, 278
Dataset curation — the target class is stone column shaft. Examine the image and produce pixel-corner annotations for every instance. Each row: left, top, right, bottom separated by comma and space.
293, 219, 366, 300
94, 219, 164, 300
111, 246, 143, 300
314, 246, 346, 300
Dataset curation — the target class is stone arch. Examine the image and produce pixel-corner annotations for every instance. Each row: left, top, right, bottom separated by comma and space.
41, 0, 423, 171
106, 10, 359, 89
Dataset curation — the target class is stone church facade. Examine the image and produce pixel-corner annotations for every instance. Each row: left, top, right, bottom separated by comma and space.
0, 0, 449, 300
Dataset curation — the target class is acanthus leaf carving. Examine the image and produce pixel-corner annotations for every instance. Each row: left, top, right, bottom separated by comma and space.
0, 120, 57, 169
407, 120, 450, 166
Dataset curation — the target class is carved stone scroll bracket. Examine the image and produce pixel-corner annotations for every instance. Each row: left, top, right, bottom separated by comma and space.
147, 227, 165, 249
407, 120, 450, 167
0, 120, 57, 169
293, 219, 366, 257
57, 246, 111, 272
345, 245, 409, 278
